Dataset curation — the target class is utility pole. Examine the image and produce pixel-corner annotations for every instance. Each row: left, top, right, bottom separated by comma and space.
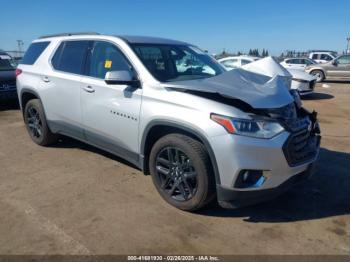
347, 37, 350, 54
17, 40, 24, 58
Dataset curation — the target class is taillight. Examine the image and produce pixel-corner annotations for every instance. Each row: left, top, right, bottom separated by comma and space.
15, 68, 22, 77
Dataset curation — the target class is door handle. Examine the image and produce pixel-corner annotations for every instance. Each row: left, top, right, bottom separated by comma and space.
83, 86, 95, 93
42, 76, 50, 83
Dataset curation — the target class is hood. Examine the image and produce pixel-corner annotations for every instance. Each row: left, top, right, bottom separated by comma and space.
163, 64, 294, 109
242, 57, 292, 78
288, 68, 317, 81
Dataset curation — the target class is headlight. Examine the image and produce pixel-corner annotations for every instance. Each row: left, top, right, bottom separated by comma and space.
211, 114, 284, 139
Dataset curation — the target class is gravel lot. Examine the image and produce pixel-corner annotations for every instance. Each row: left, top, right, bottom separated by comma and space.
0, 82, 349, 255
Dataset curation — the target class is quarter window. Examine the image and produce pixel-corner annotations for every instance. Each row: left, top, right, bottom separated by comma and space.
52, 41, 91, 75
88, 41, 132, 79
21, 41, 50, 65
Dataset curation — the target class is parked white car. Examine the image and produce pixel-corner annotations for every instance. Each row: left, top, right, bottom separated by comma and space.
308, 51, 337, 64
218, 56, 259, 70
219, 56, 316, 96
280, 58, 316, 70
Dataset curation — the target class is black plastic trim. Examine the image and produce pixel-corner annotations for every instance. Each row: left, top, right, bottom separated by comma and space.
217, 166, 313, 209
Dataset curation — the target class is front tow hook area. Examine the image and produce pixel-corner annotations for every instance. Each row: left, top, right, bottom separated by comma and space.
216, 165, 314, 209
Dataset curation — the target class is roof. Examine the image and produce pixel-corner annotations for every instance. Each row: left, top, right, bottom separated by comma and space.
37, 32, 190, 45
117, 35, 189, 45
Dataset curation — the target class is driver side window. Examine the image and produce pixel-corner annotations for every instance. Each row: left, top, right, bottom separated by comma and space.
174, 49, 215, 75
88, 41, 132, 79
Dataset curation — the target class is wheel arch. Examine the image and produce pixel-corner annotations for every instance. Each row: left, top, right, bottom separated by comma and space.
141, 120, 221, 185
20, 88, 42, 114
310, 68, 327, 79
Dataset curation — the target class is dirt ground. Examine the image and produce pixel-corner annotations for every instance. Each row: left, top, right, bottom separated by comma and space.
0, 82, 349, 255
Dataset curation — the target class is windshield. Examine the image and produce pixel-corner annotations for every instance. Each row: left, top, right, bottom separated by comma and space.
0, 55, 16, 71
131, 44, 225, 82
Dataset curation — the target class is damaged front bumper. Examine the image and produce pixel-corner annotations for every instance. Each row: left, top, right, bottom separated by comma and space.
211, 108, 321, 209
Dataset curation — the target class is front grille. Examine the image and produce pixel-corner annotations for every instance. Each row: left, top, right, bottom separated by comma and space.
0, 80, 16, 91
283, 125, 320, 166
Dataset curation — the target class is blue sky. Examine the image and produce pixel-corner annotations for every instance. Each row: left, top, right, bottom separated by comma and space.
1, 0, 349, 55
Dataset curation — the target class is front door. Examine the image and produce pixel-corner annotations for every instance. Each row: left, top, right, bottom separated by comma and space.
80, 41, 142, 164
330, 55, 350, 78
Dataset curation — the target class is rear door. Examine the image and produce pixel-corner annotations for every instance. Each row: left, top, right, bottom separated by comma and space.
40, 40, 91, 139
80, 40, 142, 163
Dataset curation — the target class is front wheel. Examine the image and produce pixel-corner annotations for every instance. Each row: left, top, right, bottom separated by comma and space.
149, 134, 215, 211
310, 70, 325, 82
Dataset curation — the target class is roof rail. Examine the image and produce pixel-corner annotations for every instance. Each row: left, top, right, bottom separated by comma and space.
39, 32, 100, 39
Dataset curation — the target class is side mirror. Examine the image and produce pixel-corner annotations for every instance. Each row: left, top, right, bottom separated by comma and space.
332, 60, 338, 66
105, 70, 141, 88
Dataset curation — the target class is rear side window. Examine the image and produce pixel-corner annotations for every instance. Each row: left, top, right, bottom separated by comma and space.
221, 59, 238, 68
311, 54, 318, 60
241, 59, 252, 65
21, 41, 50, 65
320, 54, 332, 61
52, 41, 91, 75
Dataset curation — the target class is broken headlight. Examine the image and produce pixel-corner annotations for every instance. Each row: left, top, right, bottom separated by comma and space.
211, 114, 285, 139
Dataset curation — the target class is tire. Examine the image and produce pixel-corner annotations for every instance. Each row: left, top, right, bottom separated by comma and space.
24, 99, 58, 146
149, 134, 215, 211
310, 70, 325, 82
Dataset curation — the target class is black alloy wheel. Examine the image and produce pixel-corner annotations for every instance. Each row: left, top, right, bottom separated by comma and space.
155, 147, 198, 201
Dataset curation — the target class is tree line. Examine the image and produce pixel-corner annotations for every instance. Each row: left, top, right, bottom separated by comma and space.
216, 48, 269, 59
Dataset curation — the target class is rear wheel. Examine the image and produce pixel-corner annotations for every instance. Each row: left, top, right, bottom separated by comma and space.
149, 134, 215, 211
310, 70, 325, 82
24, 99, 58, 146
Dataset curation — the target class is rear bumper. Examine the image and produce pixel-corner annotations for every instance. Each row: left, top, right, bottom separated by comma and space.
217, 164, 314, 209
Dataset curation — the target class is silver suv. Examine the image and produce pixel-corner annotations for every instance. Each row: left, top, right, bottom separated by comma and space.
306, 55, 350, 82
16, 33, 321, 211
